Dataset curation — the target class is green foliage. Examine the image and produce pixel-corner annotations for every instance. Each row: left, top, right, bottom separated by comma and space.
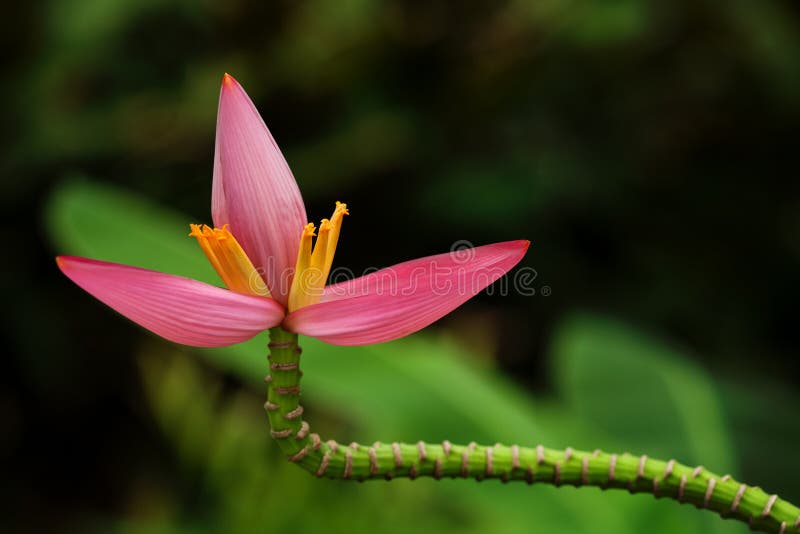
47, 177, 217, 282
553, 314, 735, 471
46, 179, 751, 532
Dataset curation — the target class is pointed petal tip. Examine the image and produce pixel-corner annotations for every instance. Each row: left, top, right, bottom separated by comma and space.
56, 255, 79, 269
221, 72, 237, 89
56, 255, 103, 269
500, 239, 530, 254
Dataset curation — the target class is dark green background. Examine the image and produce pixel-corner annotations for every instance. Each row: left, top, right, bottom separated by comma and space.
2, 1, 798, 532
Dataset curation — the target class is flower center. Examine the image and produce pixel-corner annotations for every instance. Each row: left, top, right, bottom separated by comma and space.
189, 224, 270, 296
288, 201, 348, 312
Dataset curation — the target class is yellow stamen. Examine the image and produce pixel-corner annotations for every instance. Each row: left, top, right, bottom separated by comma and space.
189, 224, 270, 297
288, 223, 317, 311
310, 219, 332, 273
287, 202, 348, 312
325, 202, 348, 275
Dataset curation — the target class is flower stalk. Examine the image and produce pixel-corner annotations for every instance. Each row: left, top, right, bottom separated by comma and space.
265, 327, 800, 534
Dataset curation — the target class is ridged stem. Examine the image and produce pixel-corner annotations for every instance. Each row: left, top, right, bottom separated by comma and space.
265, 327, 799, 534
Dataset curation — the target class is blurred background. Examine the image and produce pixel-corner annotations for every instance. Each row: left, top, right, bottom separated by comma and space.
2, 0, 799, 532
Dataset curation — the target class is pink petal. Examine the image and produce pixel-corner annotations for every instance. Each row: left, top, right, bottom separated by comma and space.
211, 120, 229, 225
213, 73, 307, 305
57, 256, 285, 347
283, 240, 529, 345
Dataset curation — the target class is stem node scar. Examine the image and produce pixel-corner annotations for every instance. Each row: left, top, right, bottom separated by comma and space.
607, 454, 617, 486
263, 327, 800, 534
417, 441, 428, 462
392, 443, 403, 468
368, 447, 378, 475
442, 440, 452, 457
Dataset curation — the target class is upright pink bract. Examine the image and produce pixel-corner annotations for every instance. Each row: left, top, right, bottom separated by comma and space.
213, 74, 307, 305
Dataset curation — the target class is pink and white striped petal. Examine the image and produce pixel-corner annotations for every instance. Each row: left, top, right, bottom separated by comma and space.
213, 74, 307, 305
57, 256, 284, 347
283, 240, 529, 345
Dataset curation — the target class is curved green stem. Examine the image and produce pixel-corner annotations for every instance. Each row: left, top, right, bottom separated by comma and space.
264, 327, 799, 534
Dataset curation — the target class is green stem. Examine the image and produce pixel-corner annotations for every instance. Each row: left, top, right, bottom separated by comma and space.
265, 327, 799, 534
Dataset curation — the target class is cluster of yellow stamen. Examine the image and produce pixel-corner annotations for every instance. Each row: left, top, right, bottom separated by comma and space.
288, 202, 348, 312
189, 224, 270, 296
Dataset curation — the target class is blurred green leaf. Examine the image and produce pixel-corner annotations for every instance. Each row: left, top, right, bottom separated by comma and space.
46, 177, 218, 283
553, 314, 735, 472
719, 379, 800, 504
552, 313, 741, 534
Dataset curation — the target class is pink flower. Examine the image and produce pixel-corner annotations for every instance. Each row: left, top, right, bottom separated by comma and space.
57, 74, 529, 347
